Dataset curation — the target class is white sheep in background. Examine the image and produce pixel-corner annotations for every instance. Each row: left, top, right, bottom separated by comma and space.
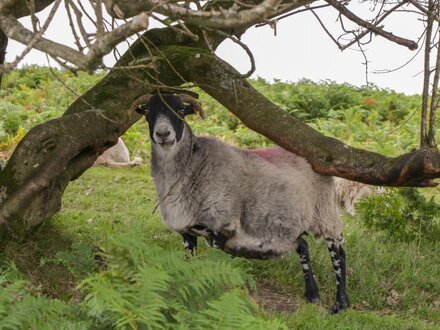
334, 177, 384, 215
136, 94, 349, 313
93, 138, 142, 168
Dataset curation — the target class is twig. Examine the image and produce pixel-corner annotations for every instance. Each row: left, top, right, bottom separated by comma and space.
340, 0, 409, 51
210, 29, 256, 78
25, 0, 39, 32
408, 0, 440, 23
65, 0, 92, 48
77, 0, 98, 29
310, 8, 342, 48
45, 53, 95, 110
2, 0, 61, 72
256, 3, 331, 28
326, 0, 418, 50
92, 0, 105, 36
64, 0, 83, 51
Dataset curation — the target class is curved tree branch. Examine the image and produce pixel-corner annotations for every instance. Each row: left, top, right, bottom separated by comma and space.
158, 46, 440, 187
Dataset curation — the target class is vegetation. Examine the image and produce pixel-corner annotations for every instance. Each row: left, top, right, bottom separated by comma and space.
357, 188, 440, 243
1, 67, 440, 329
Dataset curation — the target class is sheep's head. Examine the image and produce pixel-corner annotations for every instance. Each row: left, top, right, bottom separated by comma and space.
135, 93, 204, 151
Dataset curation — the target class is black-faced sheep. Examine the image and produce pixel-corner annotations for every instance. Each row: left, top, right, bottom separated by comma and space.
136, 93, 349, 313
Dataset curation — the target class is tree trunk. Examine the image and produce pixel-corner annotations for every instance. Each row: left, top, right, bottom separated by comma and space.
0, 29, 7, 88
0, 27, 206, 241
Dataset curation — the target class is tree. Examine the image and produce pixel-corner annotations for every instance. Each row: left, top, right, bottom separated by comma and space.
0, 0, 439, 239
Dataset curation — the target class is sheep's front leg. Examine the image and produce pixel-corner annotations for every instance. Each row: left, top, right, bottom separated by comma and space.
326, 237, 349, 313
295, 237, 320, 304
188, 224, 227, 250
182, 233, 197, 256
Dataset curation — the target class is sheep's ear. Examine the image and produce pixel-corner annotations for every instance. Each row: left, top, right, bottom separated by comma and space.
135, 104, 149, 115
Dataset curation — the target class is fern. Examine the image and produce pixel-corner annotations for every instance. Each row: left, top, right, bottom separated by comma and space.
0, 262, 87, 330
78, 231, 283, 329
0, 232, 285, 329
187, 289, 287, 330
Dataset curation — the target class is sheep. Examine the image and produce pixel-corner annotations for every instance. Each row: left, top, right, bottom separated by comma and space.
93, 138, 143, 168
136, 93, 349, 313
334, 177, 384, 215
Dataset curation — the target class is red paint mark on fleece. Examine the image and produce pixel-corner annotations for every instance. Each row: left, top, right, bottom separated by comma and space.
249, 147, 285, 160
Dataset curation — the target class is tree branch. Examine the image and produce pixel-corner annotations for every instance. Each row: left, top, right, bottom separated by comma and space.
0, 11, 87, 69
325, 0, 418, 50
103, 0, 286, 28
339, 0, 408, 51
165, 47, 440, 187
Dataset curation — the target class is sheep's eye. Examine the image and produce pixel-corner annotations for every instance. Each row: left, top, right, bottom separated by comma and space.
136, 105, 149, 115
177, 108, 185, 115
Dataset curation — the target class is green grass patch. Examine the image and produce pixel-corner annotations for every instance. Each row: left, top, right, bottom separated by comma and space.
1, 67, 440, 328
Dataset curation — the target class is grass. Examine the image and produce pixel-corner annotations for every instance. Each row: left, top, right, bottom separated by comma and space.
1, 165, 439, 329
1, 67, 440, 328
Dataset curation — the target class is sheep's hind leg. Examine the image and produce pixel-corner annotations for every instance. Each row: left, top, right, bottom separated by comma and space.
182, 233, 197, 256
295, 237, 320, 304
326, 237, 349, 314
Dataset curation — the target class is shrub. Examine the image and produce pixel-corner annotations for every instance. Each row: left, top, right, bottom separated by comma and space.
2, 112, 22, 136
357, 188, 440, 243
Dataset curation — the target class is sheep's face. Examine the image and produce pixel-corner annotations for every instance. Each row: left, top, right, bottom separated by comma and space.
136, 94, 195, 151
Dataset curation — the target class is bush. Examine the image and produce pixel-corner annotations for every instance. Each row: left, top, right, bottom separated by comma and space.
357, 188, 440, 243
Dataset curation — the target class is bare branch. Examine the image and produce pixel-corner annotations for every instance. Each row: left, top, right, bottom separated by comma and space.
421, 0, 434, 148
408, 0, 440, 23
65, 0, 92, 48
325, 0, 418, 50
103, 0, 286, 29
208, 28, 256, 78
256, 3, 330, 28
340, 0, 409, 51
0, 2, 86, 72
84, 12, 149, 69
428, 26, 440, 147
3, 0, 61, 72
64, 0, 84, 51
310, 7, 342, 48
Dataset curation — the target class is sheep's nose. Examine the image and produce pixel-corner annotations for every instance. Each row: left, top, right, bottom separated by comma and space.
156, 130, 171, 139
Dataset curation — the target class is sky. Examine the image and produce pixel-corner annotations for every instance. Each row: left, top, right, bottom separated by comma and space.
5, 1, 426, 95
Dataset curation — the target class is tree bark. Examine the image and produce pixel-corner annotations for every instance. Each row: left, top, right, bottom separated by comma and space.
0, 27, 205, 240
0, 29, 7, 88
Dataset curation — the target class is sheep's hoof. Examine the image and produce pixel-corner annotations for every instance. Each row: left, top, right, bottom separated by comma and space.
308, 297, 320, 304
305, 292, 320, 304
329, 302, 349, 314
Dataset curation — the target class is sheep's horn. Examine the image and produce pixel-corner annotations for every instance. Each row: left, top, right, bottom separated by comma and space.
131, 94, 153, 111
178, 93, 206, 119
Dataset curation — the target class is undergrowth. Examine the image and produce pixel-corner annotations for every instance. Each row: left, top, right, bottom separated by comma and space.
357, 188, 440, 243
1, 231, 286, 329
